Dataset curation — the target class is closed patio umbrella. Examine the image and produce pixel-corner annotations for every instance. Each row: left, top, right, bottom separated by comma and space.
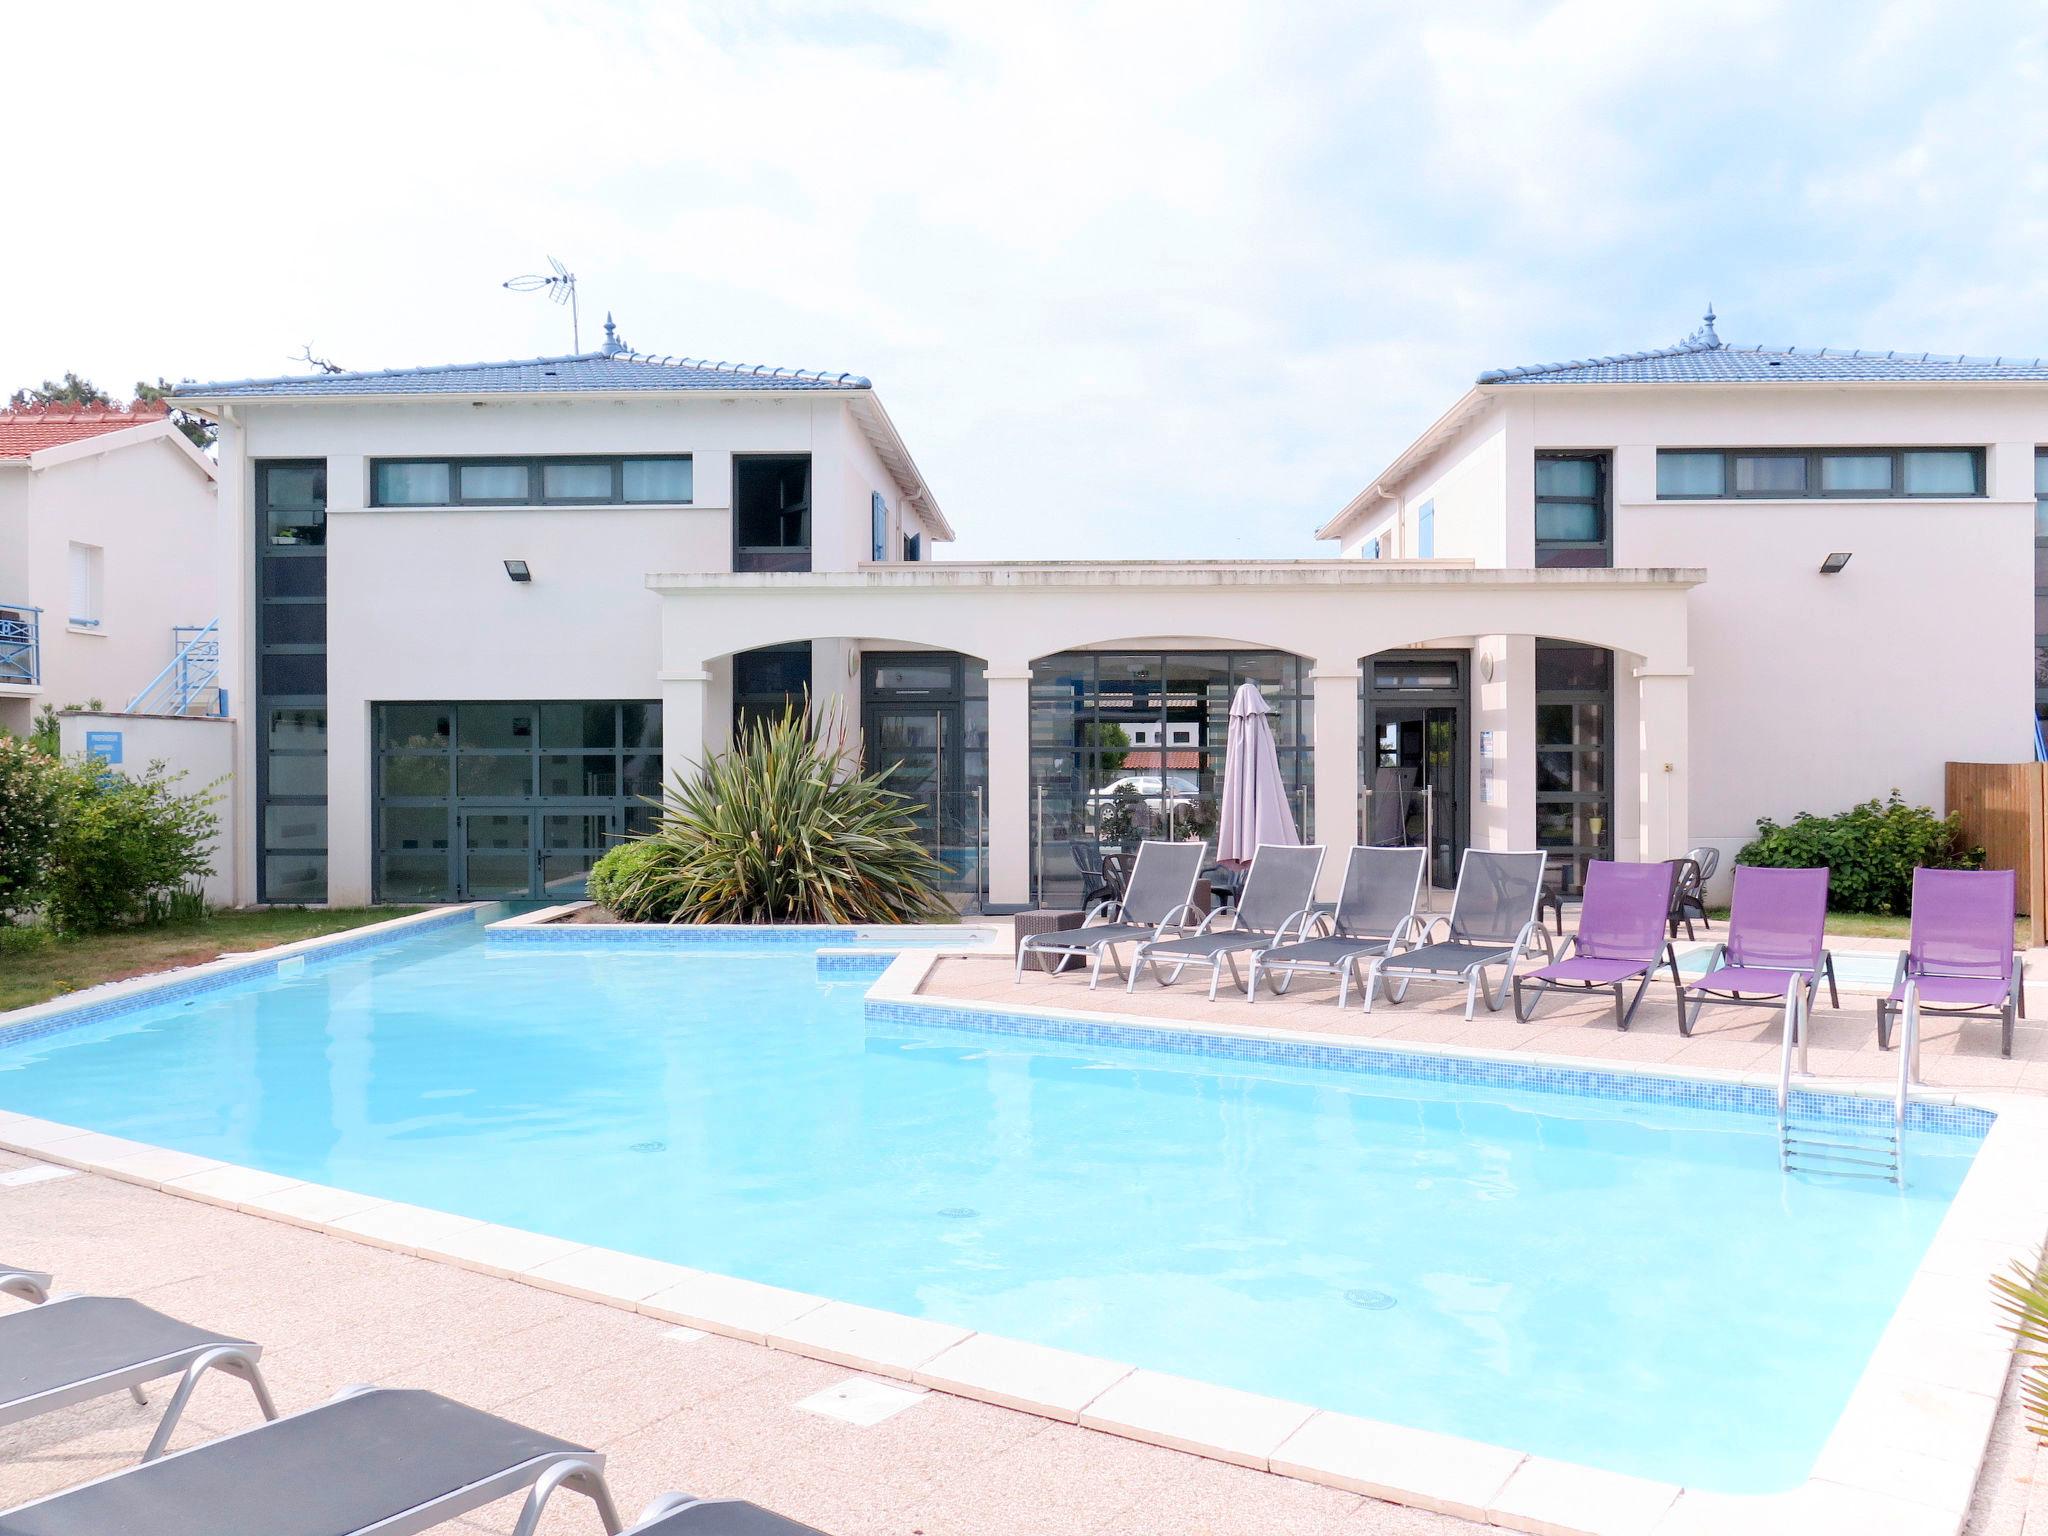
1215, 680, 1300, 870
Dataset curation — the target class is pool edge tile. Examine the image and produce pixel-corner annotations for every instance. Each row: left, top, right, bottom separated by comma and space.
913, 1332, 1134, 1423
640, 1271, 828, 1345
1486, 1455, 1683, 1536
520, 1245, 696, 1306
1271, 1410, 1526, 1521
767, 1300, 973, 1382
1078, 1368, 1317, 1471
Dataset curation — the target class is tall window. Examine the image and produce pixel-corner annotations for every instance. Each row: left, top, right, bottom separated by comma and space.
1534, 453, 1610, 568
255, 461, 329, 903
2036, 451, 2048, 723
733, 643, 813, 737
1417, 500, 1436, 559
1534, 641, 1611, 895
66, 542, 102, 628
734, 454, 811, 572
870, 492, 888, 562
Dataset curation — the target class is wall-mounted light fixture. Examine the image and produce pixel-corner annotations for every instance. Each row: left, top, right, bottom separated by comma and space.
1819, 552, 1853, 575
503, 560, 532, 583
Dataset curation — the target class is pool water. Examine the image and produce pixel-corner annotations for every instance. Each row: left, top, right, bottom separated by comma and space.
0, 917, 1982, 1493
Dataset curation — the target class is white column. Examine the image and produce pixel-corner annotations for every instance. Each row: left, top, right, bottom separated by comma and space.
659, 669, 711, 790
1310, 665, 1363, 900
1635, 667, 1692, 862
985, 669, 1032, 907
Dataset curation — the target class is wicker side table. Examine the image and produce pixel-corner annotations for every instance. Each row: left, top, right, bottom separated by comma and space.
1013, 909, 1085, 973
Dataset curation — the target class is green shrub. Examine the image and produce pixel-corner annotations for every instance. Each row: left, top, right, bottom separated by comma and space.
44, 758, 220, 934
601, 704, 947, 925
586, 838, 664, 913
0, 735, 62, 918
0, 921, 53, 957
1737, 791, 1984, 915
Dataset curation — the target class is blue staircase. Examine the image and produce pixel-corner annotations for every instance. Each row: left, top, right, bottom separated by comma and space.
126, 620, 225, 716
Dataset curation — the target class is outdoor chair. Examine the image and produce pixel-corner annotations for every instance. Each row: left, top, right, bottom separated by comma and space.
1667, 856, 1711, 938
1246, 844, 1428, 1006
0, 1385, 622, 1536
1127, 844, 1327, 1000
1689, 845, 1722, 883
1014, 839, 1206, 988
1361, 850, 1552, 1020
1068, 838, 1117, 908
1512, 860, 1683, 1030
1683, 865, 1838, 1042
1877, 867, 2025, 1060
0, 1263, 49, 1305
628, 1492, 830, 1534
0, 1295, 277, 1464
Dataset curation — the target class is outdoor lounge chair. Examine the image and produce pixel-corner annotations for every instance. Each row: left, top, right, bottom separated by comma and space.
1361, 850, 1551, 1020
1511, 860, 1683, 1030
0, 1263, 49, 1305
1014, 838, 1206, 988
1667, 855, 1711, 939
1127, 843, 1327, 1000
1682, 865, 1838, 1042
0, 1384, 622, 1536
1245, 844, 1428, 1006
627, 1492, 830, 1534
0, 1295, 277, 1463
1877, 867, 2025, 1060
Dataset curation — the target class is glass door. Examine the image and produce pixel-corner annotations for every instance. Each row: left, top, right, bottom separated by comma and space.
1370, 708, 1461, 888
460, 809, 535, 898
867, 705, 963, 883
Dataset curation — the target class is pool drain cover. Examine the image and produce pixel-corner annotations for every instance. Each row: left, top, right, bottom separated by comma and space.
1344, 1288, 1398, 1311
937, 1206, 980, 1219
628, 1141, 666, 1153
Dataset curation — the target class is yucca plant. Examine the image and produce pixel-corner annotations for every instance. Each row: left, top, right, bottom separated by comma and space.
1994, 1261, 2048, 1441
592, 701, 948, 925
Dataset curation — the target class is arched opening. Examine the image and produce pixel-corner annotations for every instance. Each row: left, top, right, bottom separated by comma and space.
1028, 645, 1314, 906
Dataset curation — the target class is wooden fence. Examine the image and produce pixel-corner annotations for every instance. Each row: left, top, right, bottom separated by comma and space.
1945, 761, 2046, 947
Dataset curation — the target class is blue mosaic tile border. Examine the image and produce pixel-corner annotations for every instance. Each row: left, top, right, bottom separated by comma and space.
866, 997, 1995, 1138
0, 907, 480, 1051
815, 950, 898, 975
490, 922, 874, 947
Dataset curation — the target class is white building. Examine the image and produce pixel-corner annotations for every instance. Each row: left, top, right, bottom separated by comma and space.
0, 403, 223, 737
171, 311, 2048, 912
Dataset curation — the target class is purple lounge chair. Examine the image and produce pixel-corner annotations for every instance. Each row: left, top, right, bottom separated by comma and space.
1512, 859, 1683, 1030
1683, 866, 1838, 1039
1877, 868, 2025, 1059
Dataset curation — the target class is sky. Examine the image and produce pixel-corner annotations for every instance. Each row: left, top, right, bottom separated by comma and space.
6, 0, 2046, 558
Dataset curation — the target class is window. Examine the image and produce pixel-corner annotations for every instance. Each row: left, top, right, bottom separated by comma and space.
66, 542, 102, 628
368, 456, 693, 507
871, 492, 888, 562
1535, 452, 1610, 568
256, 460, 329, 902
733, 454, 811, 572
1361, 536, 1381, 560
733, 643, 812, 736
903, 531, 922, 562
1657, 448, 1985, 499
1417, 500, 1436, 559
1534, 641, 1612, 896
2037, 451, 2048, 723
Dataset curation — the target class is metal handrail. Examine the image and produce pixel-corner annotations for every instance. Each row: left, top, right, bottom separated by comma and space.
125, 618, 224, 715
0, 602, 41, 687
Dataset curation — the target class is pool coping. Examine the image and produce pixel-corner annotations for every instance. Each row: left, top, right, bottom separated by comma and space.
1, 934, 2041, 1535
483, 900, 1009, 957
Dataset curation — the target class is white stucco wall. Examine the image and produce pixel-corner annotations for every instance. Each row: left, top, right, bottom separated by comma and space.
57, 710, 238, 906
0, 427, 220, 735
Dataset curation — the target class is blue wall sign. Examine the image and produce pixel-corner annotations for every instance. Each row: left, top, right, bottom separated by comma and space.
84, 730, 123, 764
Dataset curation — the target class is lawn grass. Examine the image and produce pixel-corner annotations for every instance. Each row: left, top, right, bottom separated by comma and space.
0, 907, 424, 1013
1706, 907, 2030, 945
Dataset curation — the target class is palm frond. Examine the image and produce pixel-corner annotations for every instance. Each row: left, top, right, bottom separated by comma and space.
1993, 1259, 2048, 1443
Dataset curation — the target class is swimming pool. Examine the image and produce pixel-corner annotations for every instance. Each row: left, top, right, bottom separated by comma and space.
0, 913, 1987, 1494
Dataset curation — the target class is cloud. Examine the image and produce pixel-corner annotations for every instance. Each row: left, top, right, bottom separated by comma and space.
3, 0, 2044, 557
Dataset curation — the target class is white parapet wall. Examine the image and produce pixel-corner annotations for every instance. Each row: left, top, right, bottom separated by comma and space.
57, 710, 240, 908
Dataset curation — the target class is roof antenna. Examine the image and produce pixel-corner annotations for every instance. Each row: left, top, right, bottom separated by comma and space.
502, 256, 580, 352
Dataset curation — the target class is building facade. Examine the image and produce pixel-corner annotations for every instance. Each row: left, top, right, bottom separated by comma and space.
175, 312, 2047, 911
0, 403, 222, 737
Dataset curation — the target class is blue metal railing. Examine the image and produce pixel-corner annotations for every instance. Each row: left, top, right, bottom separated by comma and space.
0, 604, 40, 686
126, 619, 224, 716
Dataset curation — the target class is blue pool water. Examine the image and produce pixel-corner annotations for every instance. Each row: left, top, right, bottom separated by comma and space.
0, 915, 1984, 1493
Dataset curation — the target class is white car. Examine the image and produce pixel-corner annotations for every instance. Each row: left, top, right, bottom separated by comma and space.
1089, 773, 1200, 811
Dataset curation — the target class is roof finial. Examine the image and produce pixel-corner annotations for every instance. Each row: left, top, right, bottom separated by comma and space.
1682, 302, 1721, 349
600, 312, 623, 356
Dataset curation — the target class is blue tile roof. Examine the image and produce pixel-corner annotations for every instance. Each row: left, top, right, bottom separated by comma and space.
173, 349, 872, 401
1479, 311, 2048, 384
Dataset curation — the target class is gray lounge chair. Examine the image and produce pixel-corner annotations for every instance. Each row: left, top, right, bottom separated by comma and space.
628, 1492, 829, 1533
0, 1385, 621, 1536
1127, 844, 1327, 1000
0, 1295, 277, 1463
1361, 850, 1553, 1020
1246, 844, 1428, 1006
1015, 839, 1206, 988
0, 1263, 49, 1305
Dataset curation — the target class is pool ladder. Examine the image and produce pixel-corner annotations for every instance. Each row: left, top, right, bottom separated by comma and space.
1775, 984, 1907, 1186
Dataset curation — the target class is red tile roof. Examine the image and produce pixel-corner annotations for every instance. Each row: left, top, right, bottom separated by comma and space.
1123, 749, 1202, 771
0, 401, 168, 459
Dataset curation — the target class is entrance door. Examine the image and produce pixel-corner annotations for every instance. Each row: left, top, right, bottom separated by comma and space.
460, 810, 535, 898
456, 807, 619, 899
867, 704, 964, 880
1370, 708, 1461, 888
